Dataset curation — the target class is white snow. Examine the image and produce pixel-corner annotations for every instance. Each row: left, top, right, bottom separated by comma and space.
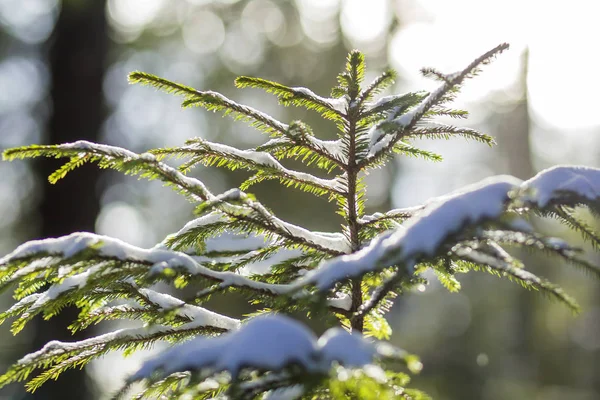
359, 205, 425, 225
190, 140, 343, 192
16, 315, 219, 367
263, 385, 305, 400
139, 152, 156, 162
365, 83, 449, 160
305, 137, 346, 163
296, 175, 523, 290
326, 292, 352, 311
130, 315, 318, 381
130, 314, 391, 384
521, 165, 600, 207
318, 328, 376, 367
364, 93, 407, 112
290, 87, 348, 114
59, 141, 215, 202
243, 198, 350, 254
0, 232, 295, 295
139, 288, 240, 331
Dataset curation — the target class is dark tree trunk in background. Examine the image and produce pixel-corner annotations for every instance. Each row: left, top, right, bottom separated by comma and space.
25, 1, 107, 399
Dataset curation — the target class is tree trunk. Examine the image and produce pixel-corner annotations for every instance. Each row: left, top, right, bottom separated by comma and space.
25, 1, 107, 399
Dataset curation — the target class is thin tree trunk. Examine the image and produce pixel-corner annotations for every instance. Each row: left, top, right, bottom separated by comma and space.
494, 48, 538, 389
25, 1, 107, 399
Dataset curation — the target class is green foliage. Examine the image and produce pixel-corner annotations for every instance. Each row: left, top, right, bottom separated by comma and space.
1, 42, 600, 400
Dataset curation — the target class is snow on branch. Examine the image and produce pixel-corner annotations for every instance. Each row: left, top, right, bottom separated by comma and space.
161, 138, 344, 195
358, 205, 426, 227
285, 121, 347, 165
520, 165, 600, 208
361, 43, 509, 166
5, 141, 349, 256
451, 245, 579, 312
128, 315, 417, 385
0, 320, 224, 392
137, 287, 240, 330
235, 76, 347, 120
3, 140, 216, 202
294, 175, 522, 291
129, 71, 289, 136
232, 192, 351, 254
0, 232, 294, 296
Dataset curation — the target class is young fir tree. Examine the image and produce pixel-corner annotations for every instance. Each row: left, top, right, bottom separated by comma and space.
1, 43, 600, 399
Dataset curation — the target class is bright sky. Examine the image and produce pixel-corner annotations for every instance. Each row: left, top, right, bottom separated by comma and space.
388, 0, 600, 131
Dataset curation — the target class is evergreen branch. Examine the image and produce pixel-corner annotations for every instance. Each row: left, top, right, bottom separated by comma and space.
129, 72, 288, 135
357, 70, 397, 107
0, 233, 296, 299
353, 270, 407, 322
0, 323, 223, 392
358, 205, 425, 227
432, 261, 462, 293
235, 76, 345, 121
553, 207, 600, 251
123, 372, 194, 400
3, 141, 214, 202
332, 50, 366, 99
452, 245, 580, 313
420, 67, 454, 83
128, 71, 200, 97
155, 138, 345, 197
161, 212, 233, 253
392, 141, 443, 162
4, 142, 347, 255
360, 42, 509, 168
360, 92, 427, 124
284, 121, 347, 167
479, 230, 600, 279
195, 189, 350, 255
257, 137, 343, 172
405, 124, 495, 146
426, 106, 469, 119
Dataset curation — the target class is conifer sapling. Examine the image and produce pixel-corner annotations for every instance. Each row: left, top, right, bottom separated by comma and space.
1, 42, 600, 399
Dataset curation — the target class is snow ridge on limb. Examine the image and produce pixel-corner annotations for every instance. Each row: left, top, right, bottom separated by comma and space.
4, 141, 350, 255
235, 76, 347, 121
153, 138, 344, 196
2, 140, 215, 202
123, 315, 419, 399
520, 165, 600, 208
520, 165, 600, 250
0, 232, 294, 296
0, 321, 225, 392
294, 165, 600, 319
296, 175, 522, 291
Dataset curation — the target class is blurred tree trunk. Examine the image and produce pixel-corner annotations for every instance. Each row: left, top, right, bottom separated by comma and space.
24, 1, 107, 399
492, 48, 539, 390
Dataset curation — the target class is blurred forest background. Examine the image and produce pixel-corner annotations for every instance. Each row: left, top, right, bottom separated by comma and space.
0, 0, 599, 399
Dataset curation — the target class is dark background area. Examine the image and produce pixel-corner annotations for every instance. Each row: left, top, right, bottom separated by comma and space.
0, 1, 599, 399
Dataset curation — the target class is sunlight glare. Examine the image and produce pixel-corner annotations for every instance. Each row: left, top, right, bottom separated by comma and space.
341, 0, 391, 45
392, 0, 600, 130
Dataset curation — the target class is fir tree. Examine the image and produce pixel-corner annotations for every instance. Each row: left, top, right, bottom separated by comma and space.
1, 43, 600, 399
